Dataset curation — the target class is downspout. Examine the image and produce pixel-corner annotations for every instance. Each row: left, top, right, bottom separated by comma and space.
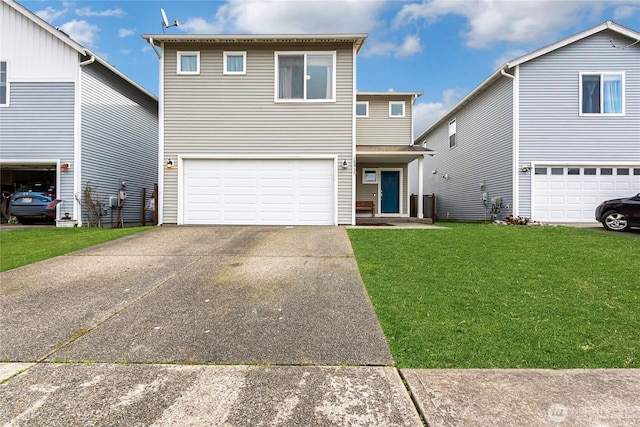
500, 68, 515, 80
148, 38, 162, 59
502, 65, 519, 217
71, 51, 95, 226
79, 52, 96, 66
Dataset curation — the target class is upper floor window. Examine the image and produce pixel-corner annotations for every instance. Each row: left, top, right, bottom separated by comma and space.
0, 61, 7, 106
389, 101, 405, 117
276, 52, 335, 101
356, 101, 368, 117
580, 72, 624, 115
448, 118, 457, 149
177, 51, 200, 75
224, 51, 246, 75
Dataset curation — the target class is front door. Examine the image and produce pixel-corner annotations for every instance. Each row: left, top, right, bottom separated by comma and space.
380, 170, 400, 214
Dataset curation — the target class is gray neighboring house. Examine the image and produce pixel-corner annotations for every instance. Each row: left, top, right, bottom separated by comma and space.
143, 33, 430, 226
415, 21, 640, 223
0, 0, 158, 226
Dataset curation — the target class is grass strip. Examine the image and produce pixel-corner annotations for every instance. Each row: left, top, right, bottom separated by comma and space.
348, 223, 639, 369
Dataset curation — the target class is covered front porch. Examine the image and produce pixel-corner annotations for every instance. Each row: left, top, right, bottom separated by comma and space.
354, 145, 433, 221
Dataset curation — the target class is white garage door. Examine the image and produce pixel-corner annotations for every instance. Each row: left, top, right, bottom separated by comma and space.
183, 159, 334, 225
533, 165, 640, 222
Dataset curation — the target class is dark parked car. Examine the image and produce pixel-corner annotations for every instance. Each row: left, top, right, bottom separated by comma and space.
8, 182, 57, 224
595, 193, 640, 232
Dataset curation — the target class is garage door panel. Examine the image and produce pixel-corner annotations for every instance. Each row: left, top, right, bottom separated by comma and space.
616, 182, 631, 191
183, 159, 334, 225
533, 164, 640, 222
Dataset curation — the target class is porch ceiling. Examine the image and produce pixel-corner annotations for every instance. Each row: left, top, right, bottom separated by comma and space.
356, 145, 435, 164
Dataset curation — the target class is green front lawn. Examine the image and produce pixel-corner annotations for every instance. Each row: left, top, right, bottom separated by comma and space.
348, 223, 639, 369
0, 227, 153, 272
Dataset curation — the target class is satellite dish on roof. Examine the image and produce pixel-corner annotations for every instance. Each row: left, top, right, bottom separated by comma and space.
160, 8, 179, 33
161, 8, 169, 28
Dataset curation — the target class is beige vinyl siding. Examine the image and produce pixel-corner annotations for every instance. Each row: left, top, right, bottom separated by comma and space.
356, 95, 413, 145
356, 163, 408, 215
162, 42, 354, 224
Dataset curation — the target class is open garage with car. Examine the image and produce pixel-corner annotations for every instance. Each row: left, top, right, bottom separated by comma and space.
0, 162, 58, 224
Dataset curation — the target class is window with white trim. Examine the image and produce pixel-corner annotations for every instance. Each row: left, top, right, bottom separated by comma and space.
448, 118, 457, 149
224, 51, 246, 75
389, 101, 405, 117
0, 61, 7, 106
177, 51, 200, 75
276, 52, 335, 101
356, 101, 368, 117
580, 72, 624, 115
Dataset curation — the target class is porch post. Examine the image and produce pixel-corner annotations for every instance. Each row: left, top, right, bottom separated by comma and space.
417, 155, 424, 219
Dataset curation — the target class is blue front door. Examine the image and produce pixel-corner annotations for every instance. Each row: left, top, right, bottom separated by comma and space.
380, 171, 400, 214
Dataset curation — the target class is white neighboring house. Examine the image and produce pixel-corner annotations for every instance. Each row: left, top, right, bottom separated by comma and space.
415, 21, 640, 223
0, 0, 158, 226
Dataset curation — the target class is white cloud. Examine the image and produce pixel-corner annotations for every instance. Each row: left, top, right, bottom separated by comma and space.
59, 20, 99, 47
179, 17, 221, 34
364, 34, 422, 58
36, 6, 67, 23
118, 28, 135, 38
394, 0, 636, 49
180, 0, 388, 34
413, 101, 447, 138
413, 88, 465, 137
76, 7, 125, 18
613, 5, 639, 20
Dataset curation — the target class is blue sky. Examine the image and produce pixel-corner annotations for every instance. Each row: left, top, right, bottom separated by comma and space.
22, 0, 640, 135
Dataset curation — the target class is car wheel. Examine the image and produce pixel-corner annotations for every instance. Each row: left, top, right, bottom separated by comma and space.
602, 211, 629, 232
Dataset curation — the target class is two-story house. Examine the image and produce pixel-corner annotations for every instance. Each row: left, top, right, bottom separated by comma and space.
1, 0, 158, 226
143, 33, 430, 225
415, 21, 640, 223
355, 92, 425, 219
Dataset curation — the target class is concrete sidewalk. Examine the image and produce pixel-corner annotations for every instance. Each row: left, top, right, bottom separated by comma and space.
2, 226, 639, 426
2, 363, 639, 426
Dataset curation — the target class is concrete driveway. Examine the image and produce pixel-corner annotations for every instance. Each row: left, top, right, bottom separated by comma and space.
4, 225, 639, 426
0, 226, 392, 366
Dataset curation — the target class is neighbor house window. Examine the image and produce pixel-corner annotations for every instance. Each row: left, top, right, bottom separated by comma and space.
0, 61, 7, 106
177, 51, 200, 75
356, 101, 369, 117
224, 51, 246, 75
276, 52, 335, 101
580, 72, 624, 115
448, 119, 457, 149
389, 101, 405, 117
